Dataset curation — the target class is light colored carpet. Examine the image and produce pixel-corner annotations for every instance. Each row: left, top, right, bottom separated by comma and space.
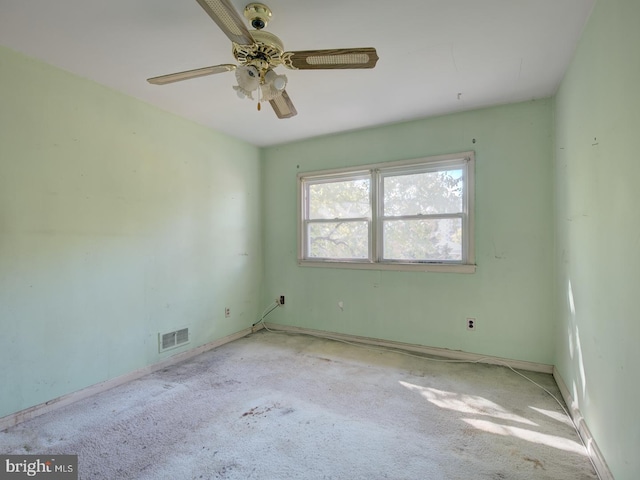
0, 330, 597, 479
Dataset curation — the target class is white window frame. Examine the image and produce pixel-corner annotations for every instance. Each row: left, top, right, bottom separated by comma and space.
297, 151, 476, 273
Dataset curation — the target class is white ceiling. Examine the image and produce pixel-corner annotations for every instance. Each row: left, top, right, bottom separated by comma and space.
0, 0, 595, 147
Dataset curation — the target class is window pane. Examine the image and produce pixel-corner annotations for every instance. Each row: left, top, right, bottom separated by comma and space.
383, 218, 462, 261
307, 221, 369, 259
308, 179, 370, 219
384, 170, 463, 216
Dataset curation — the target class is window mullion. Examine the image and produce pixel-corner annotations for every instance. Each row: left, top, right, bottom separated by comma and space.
371, 169, 382, 262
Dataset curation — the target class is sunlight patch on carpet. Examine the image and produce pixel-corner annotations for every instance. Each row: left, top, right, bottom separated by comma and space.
462, 418, 587, 455
529, 406, 574, 427
399, 381, 537, 426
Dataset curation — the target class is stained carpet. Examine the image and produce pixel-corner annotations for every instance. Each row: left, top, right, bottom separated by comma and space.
0, 330, 598, 479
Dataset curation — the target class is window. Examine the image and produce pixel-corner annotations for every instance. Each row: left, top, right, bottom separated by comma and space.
298, 152, 475, 272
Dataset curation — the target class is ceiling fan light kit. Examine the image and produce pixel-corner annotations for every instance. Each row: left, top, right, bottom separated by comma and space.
147, 0, 378, 118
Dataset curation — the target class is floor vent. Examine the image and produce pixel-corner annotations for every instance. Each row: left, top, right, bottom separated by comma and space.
159, 327, 190, 353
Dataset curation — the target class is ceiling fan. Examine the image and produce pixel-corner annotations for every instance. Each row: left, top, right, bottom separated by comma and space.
147, 0, 379, 119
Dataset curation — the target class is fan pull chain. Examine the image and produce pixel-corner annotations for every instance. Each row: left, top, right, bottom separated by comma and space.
257, 85, 262, 111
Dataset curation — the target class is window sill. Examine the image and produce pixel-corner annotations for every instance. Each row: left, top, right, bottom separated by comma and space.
298, 260, 476, 274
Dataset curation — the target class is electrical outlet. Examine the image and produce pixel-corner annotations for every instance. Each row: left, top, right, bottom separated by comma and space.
225, 307, 230, 318
466, 318, 476, 330
279, 295, 285, 305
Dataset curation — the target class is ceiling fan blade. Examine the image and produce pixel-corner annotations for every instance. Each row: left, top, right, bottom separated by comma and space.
270, 90, 297, 119
283, 48, 379, 70
195, 0, 255, 45
147, 64, 236, 85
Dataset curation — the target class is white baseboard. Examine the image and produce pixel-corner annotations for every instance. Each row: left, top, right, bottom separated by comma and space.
0, 326, 255, 432
264, 323, 554, 373
553, 367, 613, 480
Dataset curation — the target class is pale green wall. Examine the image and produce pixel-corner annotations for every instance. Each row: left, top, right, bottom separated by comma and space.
0, 47, 262, 419
554, 0, 640, 478
262, 100, 555, 364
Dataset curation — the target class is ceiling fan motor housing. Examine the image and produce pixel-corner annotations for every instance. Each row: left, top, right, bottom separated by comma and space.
233, 30, 285, 70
